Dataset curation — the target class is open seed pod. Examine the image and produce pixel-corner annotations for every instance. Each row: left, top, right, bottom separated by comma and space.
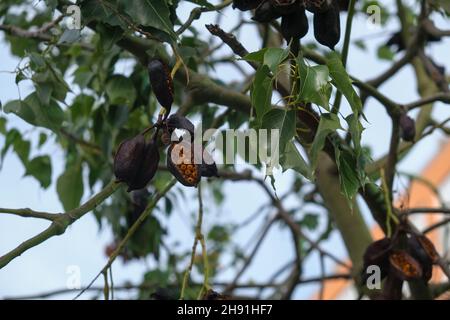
166, 113, 195, 138
399, 113, 416, 142
313, 0, 340, 50
114, 134, 146, 185
280, 6, 309, 42
148, 59, 174, 113
407, 235, 433, 282
389, 250, 423, 281
362, 237, 392, 281
167, 140, 201, 187
232, 0, 264, 11
417, 235, 439, 264
252, 0, 282, 22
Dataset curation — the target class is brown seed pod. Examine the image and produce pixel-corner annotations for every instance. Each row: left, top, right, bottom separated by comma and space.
166, 113, 195, 138
271, 0, 299, 15
362, 237, 392, 282
114, 134, 160, 192
305, 0, 332, 13
389, 250, 423, 281
417, 235, 439, 264
201, 148, 219, 178
377, 273, 403, 300
407, 235, 433, 282
399, 113, 416, 142
148, 59, 174, 113
127, 140, 160, 191
114, 134, 146, 185
161, 130, 171, 146
280, 6, 309, 42
252, 0, 282, 23
313, 1, 340, 50
232, 0, 264, 11
167, 141, 201, 187
202, 289, 229, 300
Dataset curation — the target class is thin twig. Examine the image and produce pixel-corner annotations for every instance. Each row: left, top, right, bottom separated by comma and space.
73, 179, 176, 300
0, 180, 123, 269
0, 208, 60, 221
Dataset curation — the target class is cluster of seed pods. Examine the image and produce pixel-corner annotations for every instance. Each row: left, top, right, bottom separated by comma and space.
232, 0, 342, 49
113, 60, 218, 191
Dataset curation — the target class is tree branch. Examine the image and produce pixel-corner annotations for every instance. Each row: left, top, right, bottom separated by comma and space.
0, 180, 123, 269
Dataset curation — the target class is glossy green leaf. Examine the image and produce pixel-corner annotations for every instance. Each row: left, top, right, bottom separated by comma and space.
309, 113, 341, 171
280, 140, 312, 180
3, 93, 65, 131
57, 161, 84, 211
251, 65, 272, 123
298, 58, 331, 109
25, 155, 52, 188
118, 0, 176, 40
105, 75, 137, 106
261, 108, 296, 156
327, 52, 362, 114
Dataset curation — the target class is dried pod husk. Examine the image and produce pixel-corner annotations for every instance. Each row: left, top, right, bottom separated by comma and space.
127, 189, 150, 226
161, 130, 171, 146
252, 0, 282, 23
148, 59, 174, 113
407, 235, 433, 282
167, 141, 201, 187
232, 0, 264, 11
313, 1, 341, 50
202, 289, 229, 300
127, 140, 160, 191
201, 149, 219, 178
417, 235, 439, 264
377, 273, 403, 300
389, 250, 423, 281
271, 0, 299, 15
166, 113, 195, 138
399, 113, 416, 142
280, 6, 309, 42
114, 134, 146, 185
305, 0, 332, 13
337, 0, 350, 11
362, 237, 392, 282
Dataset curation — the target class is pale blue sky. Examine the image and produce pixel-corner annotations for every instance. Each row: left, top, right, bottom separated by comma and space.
0, 1, 449, 299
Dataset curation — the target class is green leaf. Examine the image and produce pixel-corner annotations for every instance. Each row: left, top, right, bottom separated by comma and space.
309, 113, 341, 171
298, 58, 331, 109
243, 48, 267, 63
106, 75, 137, 106
58, 29, 81, 44
280, 140, 312, 180
377, 45, 395, 61
25, 155, 52, 188
73, 66, 94, 88
4, 93, 65, 131
15, 70, 26, 84
261, 108, 296, 157
118, 0, 176, 40
334, 148, 360, 201
300, 213, 319, 231
326, 52, 362, 114
263, 47, 289, 73
57, 162, 84, 211
251, 65, 272, 123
